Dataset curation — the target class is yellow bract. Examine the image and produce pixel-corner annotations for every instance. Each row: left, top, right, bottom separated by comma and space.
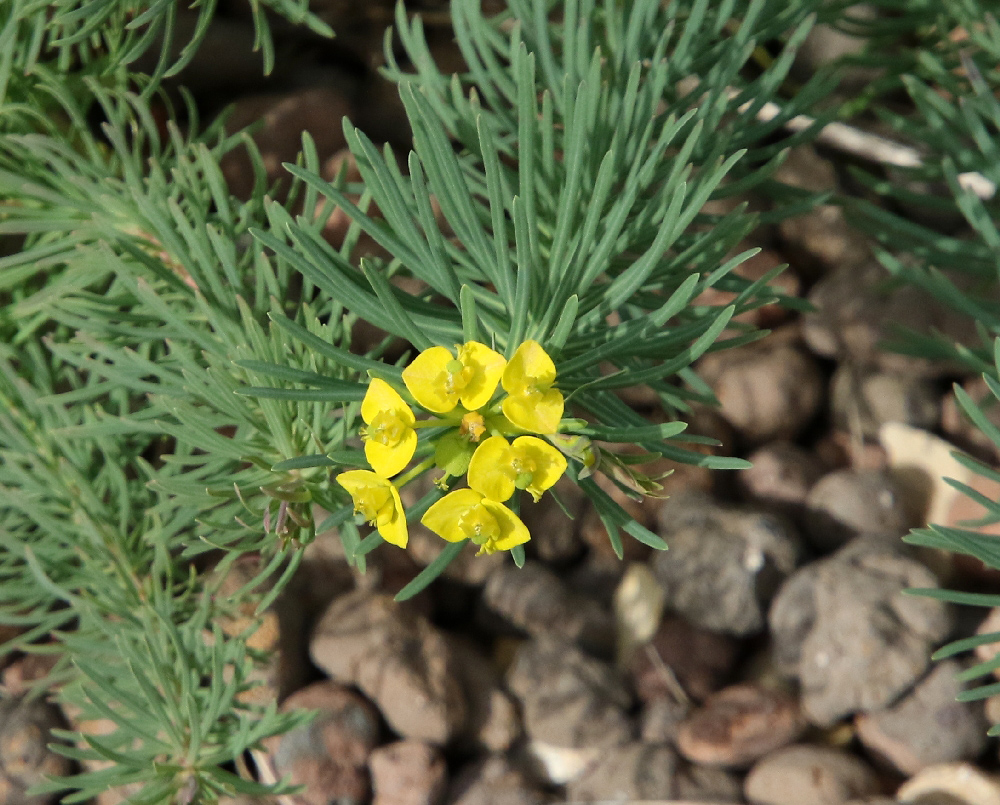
501, 340, 564, 433
402, 341, 506, 413
468, 435, 567, 503
337, 470, 408, 548
421, 488, 530, 555
361, 378, 416, 477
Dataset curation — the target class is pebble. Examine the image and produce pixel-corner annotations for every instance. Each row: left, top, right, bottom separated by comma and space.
446, 755, 549, 805
974, 608, 1000, 677
506, 637, 633, 780
698, 338, 824, 445
220, 86, 353, 200
802, 261, 977, 377
614, 562, 668, 666
653, 492, 800, 636
0, 695, 72, 805
792, 6, 881, 89
805, 468, 922, 551
673, 761, 744, 803
769, 538, 953, 726
629, 614, 741, 702
744, 744, 880, 805
854, 660, 987, 775
675, 683, 805, 768
738, 441, 825, 510
482, 561, 615, 656
773, 146, 870, 278
896, 761, 1000, 805
831, 365, 941, 438
310, 590, 466, 743
447, 637, 520, 753
262, 680, 380, 805
640, 695, 692, 744
369, 740, 447, 805
520, 477, 586, 563
565, 742, 677, 802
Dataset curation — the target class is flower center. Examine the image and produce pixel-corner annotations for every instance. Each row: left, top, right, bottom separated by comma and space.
367, 410, 406, 446
458, 503, 500, 546
444, 358, 474, 394
459, 411, 486, 442
354, 486, 393, 526
511, 454, 536, 489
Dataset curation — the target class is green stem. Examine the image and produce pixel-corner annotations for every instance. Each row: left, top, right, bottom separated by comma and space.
395, 458, 435, 488
412, 419, 449, 429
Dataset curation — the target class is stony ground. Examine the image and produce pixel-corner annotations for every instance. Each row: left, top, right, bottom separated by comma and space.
3, 3, 1000, 804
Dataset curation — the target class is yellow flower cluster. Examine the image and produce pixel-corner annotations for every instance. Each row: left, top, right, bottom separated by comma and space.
337, 340, 567, 555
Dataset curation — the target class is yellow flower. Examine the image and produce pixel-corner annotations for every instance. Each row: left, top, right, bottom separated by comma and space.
337, 470, 408, 548
360, 378, 417, 477
421, 489, 530, 555
402, 341, 506, 414
468, 435, 568, 503
501, 340, 564, 433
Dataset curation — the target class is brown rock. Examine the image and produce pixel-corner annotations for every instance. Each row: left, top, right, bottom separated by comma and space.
629, 615, 741, 702
483, 562, 615, 656
805, 468, 922, 551
699, 339, 824, 445
676, 683, 805, 768
744, 745, 880, 805
640, 695, 691, 744
896, 761, 1000, 805
802, 261, 978, 377
769, 538, 953, 726
261, 681, 380, 805
738, 441, 825, 509
446, 755, 548, 805
855, 660, 987, 775
520, 478, 586, 562
506, 637, 633, 751
777, 197, 870, 280
369, 741, 447, 805
654, 492, 801, 636
310, 591, 466, 743
221, 87, 353, 200
673, 761, 744, 802
0, 695, 71, 804
565, 742, 677, 802
974, 607, 1000, 678
831, 365, 941, 439
448, 637, 520, 753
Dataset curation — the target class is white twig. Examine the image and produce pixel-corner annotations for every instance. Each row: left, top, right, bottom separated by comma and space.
734, 93, 997, 200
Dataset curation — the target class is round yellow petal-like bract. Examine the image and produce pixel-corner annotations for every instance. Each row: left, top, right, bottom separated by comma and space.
502, 387, 564, 434
456, 341, 506, 410
502, 340, 557, 395
510, 435, 567, 501
401, 346, 456, 413
362, 378, 414, 425
421, 488, 482, 543
421, 488, 531, 554
336, 470, 408, 548
480, 499, 531, 553
364, 427, 417, 478
468, 435, 516, 502
381, 483, 408, 548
